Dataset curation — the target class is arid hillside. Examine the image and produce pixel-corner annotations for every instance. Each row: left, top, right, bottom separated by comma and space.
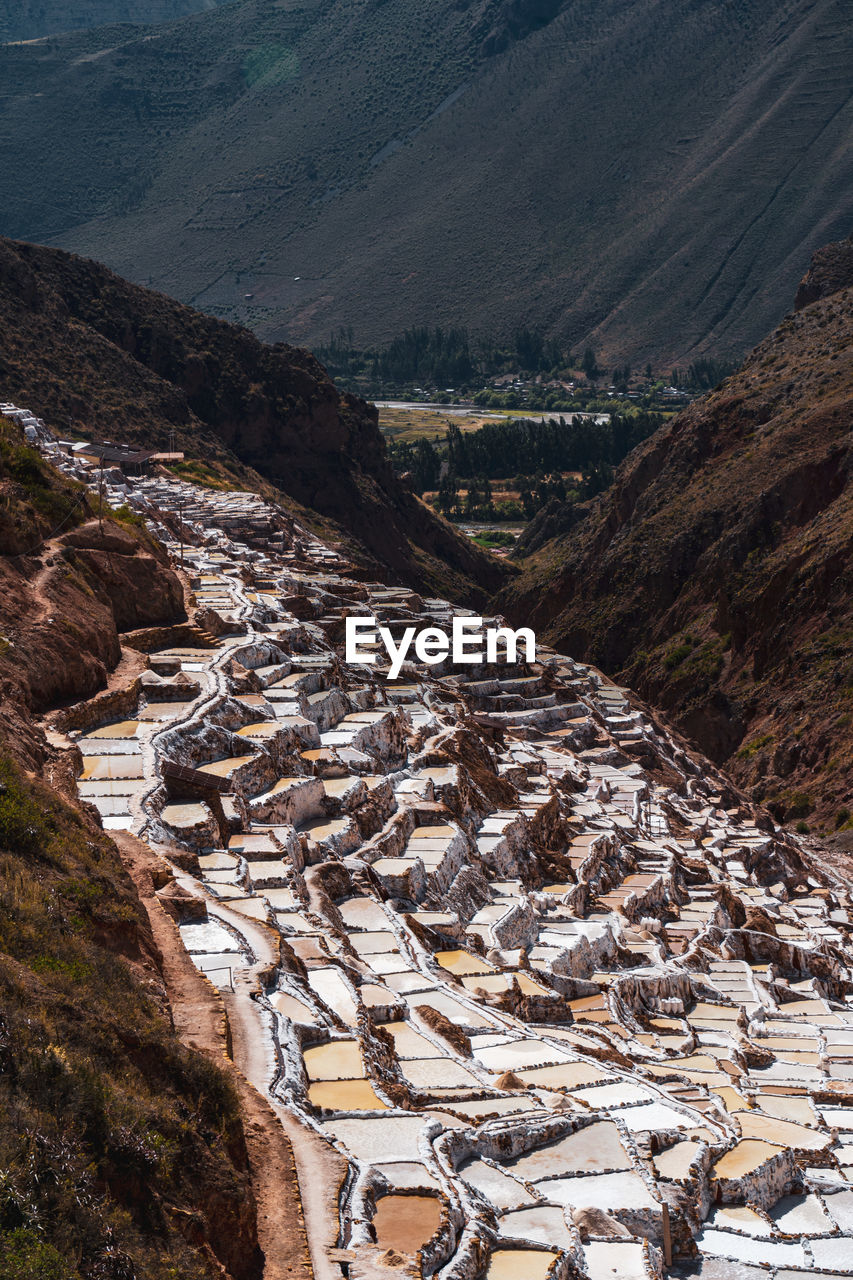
0, 236, 507, 604
0, 426, 270, 1280
0, 0, 850, 364
498, 237, 853, 832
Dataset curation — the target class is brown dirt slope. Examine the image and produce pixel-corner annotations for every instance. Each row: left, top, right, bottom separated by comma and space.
0, 237, 507, 605
497, 240, 853, 832
0, 437, 273, 1280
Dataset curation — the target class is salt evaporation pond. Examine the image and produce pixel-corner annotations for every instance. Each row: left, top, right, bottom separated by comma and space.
372, 1193, 442, 1254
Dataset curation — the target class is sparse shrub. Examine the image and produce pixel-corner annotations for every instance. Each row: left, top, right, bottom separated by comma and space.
0, 1228, 74, 1280
737, 732, 774, 761
787, 791, 814, 819
110, 504, 146, 530
664, 635, 697, 669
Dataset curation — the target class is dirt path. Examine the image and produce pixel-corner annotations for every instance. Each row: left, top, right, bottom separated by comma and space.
115, 832, 315, 1280
223, 976, 348, 1280
166, 867, 348, 1280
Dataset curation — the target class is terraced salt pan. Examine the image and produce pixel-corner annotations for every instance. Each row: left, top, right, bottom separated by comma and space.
307, 969, 358, 1025
409, 992, 496, 1028
696, 1229, 806, 1267
79, 756, 144, 779
770, 1192, 832, 1233
508, 1122, 631, 1179
460, 1158, 537, 1209
381, 1021, 442, 1058
582, 1241, 647, 1279
372, 1193, 442, 1254
303, 1040, 364, 1080
299, 817, 350, 840
515, 1062, 610, 1091
486, 1248, 558, 1279
444, 1097, 543, 1120
179, 920, 241, 953
373, 1161, 439, 1190
712, 1138, 779, 1179
474, 1040, 570, 1072
349, 931, 399, 955
401, 1058, 483, 1089
734, 1109, 830, 1150
192, 953, 246, 984
85, 719, 144, 738
270, 991, 317, 1022
328, 1114, 459, 1163
543, 1170, 658, 1212
78, 779, 140, 797
308, 1080, 387, 1111
46, 459, 853, 1279
500, 1204, 572, 1248
275, 912, 319, 934
653, 1139, 700, 1179
161, 802, 211, 826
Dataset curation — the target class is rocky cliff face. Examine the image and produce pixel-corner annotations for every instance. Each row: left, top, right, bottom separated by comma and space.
0, 237, 507, 604
794, 232, 853, 310
498, 243, 853, 832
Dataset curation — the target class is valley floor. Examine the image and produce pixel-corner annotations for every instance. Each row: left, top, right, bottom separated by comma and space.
28, 411, 853, 1280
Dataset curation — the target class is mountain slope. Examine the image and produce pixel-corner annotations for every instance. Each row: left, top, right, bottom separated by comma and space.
0, 236, 507, 603
0, 431, 267, 1280
0, 0, 851, 364
497, 237, 853, 830
0, 0, 224, 43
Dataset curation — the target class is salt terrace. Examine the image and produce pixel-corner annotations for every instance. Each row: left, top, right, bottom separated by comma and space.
26, 407, 853, 1280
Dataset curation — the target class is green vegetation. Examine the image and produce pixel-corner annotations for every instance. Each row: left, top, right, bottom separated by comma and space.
668, 358, 740, 390
737, 732, 775, 761
166, 459, 243, 491
773, 790, 814, 821
0, 754, 249, 1280
0, 418, 89, 540
664, 636, 698, 669
387, 411, 665, 523
320, 326, 692, 410
110, 503, 147, 530
471, 529, 516, 549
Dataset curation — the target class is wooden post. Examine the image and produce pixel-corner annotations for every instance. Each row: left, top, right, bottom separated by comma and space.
661, 1202, 673, 1267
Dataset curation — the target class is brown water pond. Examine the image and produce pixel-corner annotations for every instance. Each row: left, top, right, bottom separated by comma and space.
372, 1193, 442, 1254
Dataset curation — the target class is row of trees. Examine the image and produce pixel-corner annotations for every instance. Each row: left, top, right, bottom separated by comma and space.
387, 411, 663, 521
387, 412, 663, 491
318, 325, 740, 395
670, 357, 739, 389
432, 466, 614, 522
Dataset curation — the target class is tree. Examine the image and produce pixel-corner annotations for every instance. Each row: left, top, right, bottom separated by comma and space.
582, 347, 599, 381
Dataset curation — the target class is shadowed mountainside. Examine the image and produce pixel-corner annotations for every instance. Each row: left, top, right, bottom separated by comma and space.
497, 237, 853, 831
0, 0, 850, 364
0, 236, 507, 603
0, 0, 224, 42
